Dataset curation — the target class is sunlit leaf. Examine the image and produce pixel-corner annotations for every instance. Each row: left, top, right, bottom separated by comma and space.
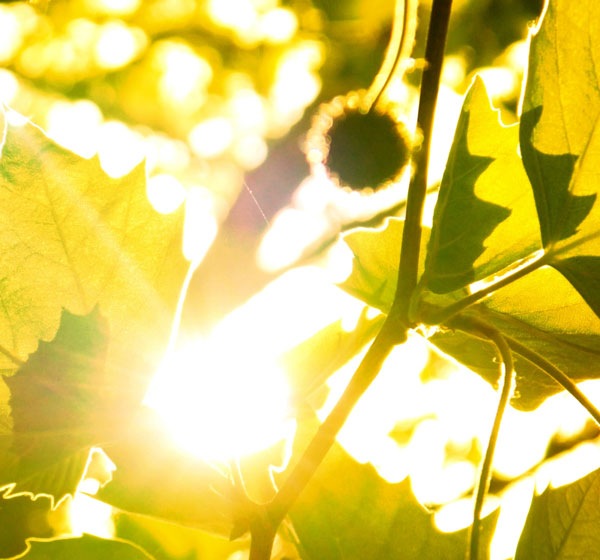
0, 109, 187, 382
340, 218, 431, 312
0, 111, 188, 500
96, 406, 240, 539
287, 441, 497, 560
515, 468, 600, 559
21, 534, 153, 560
430, 266, 600, 410
520, 0, 600, 247
424, 76, 540, 294
280, 306, 384, 408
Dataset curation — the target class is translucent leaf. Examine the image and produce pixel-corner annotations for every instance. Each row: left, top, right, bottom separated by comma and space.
0, 110, 188, 386
287, 438, 498, 560
21, 534, 153, 560
1, 309, 116, 504
430, 267, 600, 410
515, 468, 600, 559
96, 407, 240, 538
424, 76, 540, 294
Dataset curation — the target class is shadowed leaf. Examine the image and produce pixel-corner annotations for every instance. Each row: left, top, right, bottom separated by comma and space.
424, 77, 539, 294
21, 534, 153, 560
515, 467, 600, 559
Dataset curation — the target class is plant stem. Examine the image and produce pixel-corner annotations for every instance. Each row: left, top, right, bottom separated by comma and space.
267, 317, 405, 530
392, 0, 453, 322
423, 252, 547, 325
465, 323, 514, 560
506, 337, 600, 427
249, 507, 277, 560
0, 344, 23, 366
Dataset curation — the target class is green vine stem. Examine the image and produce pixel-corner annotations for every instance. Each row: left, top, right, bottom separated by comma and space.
447, 314, 600, 427
392, 0, 453, 324
463, 322, 514, 560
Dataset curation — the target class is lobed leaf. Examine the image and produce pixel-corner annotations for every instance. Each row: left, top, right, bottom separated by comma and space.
515, 467, 600, 559
0, 111, 188, 502
424, 76, 540, 294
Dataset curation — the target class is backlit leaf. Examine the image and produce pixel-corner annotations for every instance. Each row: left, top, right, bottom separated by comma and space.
424, 76, 539, 294
22, 534, 153, 560
96, 406, 240, 538
515, 468, 600, 559
288, 440, 498, 560
0, 111, 188, 500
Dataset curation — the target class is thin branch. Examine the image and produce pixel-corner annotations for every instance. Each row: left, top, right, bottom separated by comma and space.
447, 315, 600, 427
464, 322, 514, 560
392, 0, 453, 323
423, 252, 547, 326
266, 317, 405, 530
367, 0, 415, 110
0, 344, 24, 367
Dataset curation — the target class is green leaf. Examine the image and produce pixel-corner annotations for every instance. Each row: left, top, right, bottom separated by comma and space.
0, 493, 55, 559
0, 112, 188, 500
0, 110, 188, 384
430, 266, 600, 410
340, 218, 431, 312
515, 468, 600, 559
21, 534, 153, 560
424, 76, 540, 294
520, 0, 600, 247
288, 442, 498, 560
280, 306, 384, 408
96, 406, 240, 539
1, 309, 116, 504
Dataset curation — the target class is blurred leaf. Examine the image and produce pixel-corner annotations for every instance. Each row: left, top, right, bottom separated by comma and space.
1, 309, 114, 504
0, 493, 54, 559
0, 111, 187, 499
280, 306, 385, 407
431, 266, 600, 410
424, 76, 540, 294
515, 468, 600, 559
340, 218, 432, 313
96, 407, 240, 539
288, 442, 498, 560
22, 534, 153, 560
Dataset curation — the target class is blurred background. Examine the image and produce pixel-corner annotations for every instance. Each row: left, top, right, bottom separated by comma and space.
5, 0, 600, 559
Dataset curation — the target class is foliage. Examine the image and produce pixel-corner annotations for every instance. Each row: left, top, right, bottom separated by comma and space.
1, 0, 600, 559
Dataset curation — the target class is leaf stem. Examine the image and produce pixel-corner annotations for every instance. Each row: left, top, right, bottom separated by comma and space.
461, 321, 514, 560
0, 344, 23, 366
266, 317, 405, 531
423, 252, 547, 325
392, 0, 453, 322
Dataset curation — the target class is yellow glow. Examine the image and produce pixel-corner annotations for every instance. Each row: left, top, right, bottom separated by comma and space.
208, 0, 258, 36
188, 117, 234, 158
95, 22, 145, 69
147, 174, 187, 214
155, 41, 213, 105
435, 497, 499, 533
269, 42, 323, 131
260, 8, 298, 43
232, 134, 268, 169
229, 88, 266, 132
46, 100, 103, 158
183, 186, 218, 263
85, 0, 141, 16
69, 493, 114, 538
0, 69, 18, 105
97, 121, 145, 178
146, 266, 364, 460
477, 67, 519, 101
0, 8, 22, 64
